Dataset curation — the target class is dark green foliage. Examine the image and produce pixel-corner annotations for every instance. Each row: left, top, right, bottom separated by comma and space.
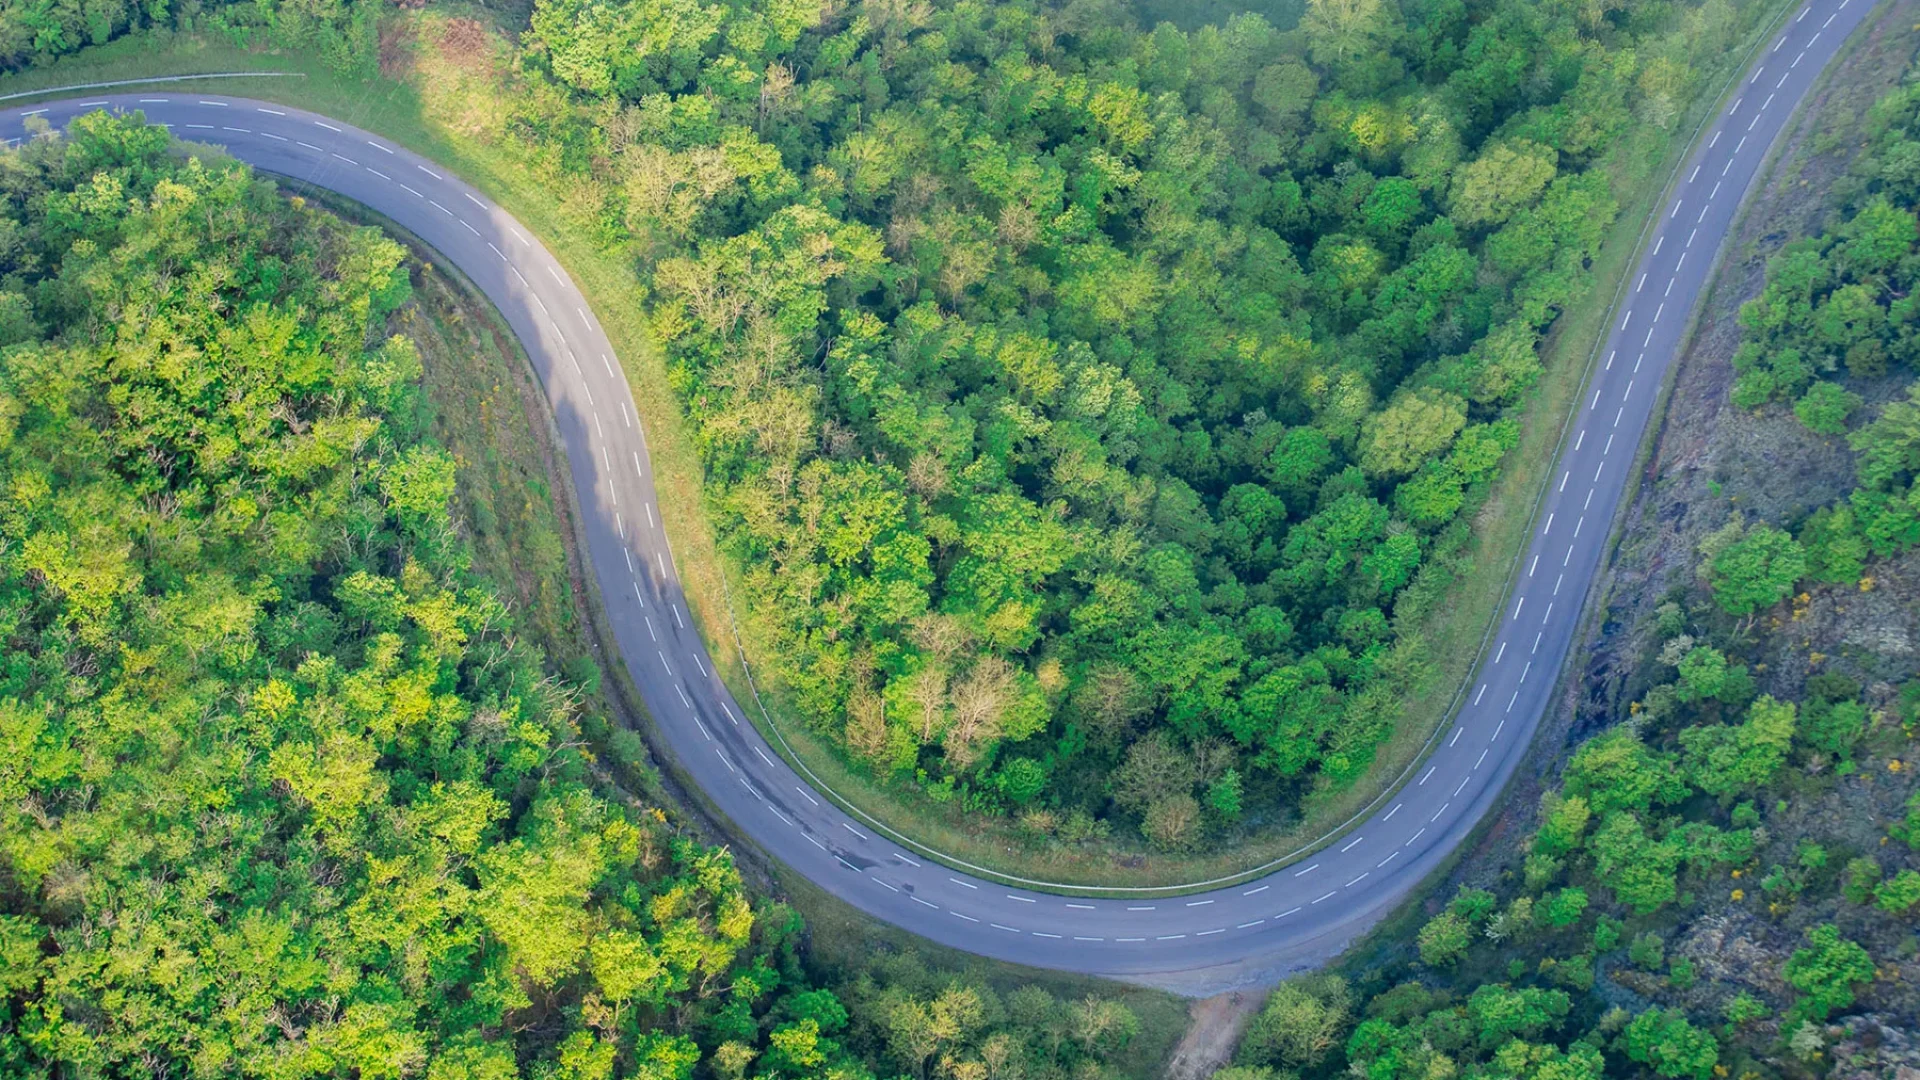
496, 0, 1765, 842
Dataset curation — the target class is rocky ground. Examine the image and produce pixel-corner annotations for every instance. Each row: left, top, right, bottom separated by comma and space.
1379, 0, 1920, 1037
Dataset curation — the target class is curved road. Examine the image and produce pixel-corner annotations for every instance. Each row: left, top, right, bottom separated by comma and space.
0, 1, 1871, 987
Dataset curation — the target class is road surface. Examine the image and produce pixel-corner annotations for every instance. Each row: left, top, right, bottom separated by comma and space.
0, 0, 1871, 988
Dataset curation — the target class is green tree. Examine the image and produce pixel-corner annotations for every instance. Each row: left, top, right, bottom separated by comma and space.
1782, 924, 1875, 1020
1622, 1008, 1719, 1080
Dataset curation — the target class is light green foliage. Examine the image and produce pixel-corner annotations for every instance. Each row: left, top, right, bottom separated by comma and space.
1622, 1008, 1719, 1080
1236, 976, 1351, 1071
1418, 911, 1474, 967
1541, 887, 1590, 929
1699, 520, 1806, 616
1782, 923, 1875, 1020
1679, 695, 1796, 797
1876, 869, 1920, 914
0, 117, 1160, 1080
1845, 857, 1885, 904
1796, 380, 1864, 435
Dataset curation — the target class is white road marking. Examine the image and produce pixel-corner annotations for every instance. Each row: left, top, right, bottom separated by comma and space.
366, 167, 389, 180
200, 100, 229, 107
1277, 907, 1302, 918
221, 126, 249, 133
1475, 749, 1489, 770
1346, 873, 1368, 888
1474, 684, 1487, 706
1196, 928, 1225, 936
1453, 776, 1471, 797
366, 140, 393, 154
1492, 719, 1505, 741
992, 924, 1021, 933
755, 747, 775, 767
460, 219, 479, 236
417, 164, 442, 179
1450, 727, 1462, 747
874, 877, 898, 892
1009, 895, 1036, 903
1158, 934, 1187, 940
658, 651, 671, 675
488, 242, 507, 259
893, 852, 918, 866
255, 107, 284, 115
399, 183, 422, 198
912, 897, 938, 909
1128, 905, 1157, 911
716, 748, 733, 773
1378, 851, 1399, 868
1294, 863, 1320, 877
464, 192, 485, 208
843, 823, 868, 840
1238, 920, 1265, 928
430, 200, 453, 216
1311, 892, 1336, 904
797, 787, 821, 808
1419, 766, 1436, 785
1187, 899, 1213, 906
1405, 828, 1425, 846
1244, 884, 1271, 895
1431, 803, 1449, 822
1341, 836, 1364, 852
296, 140, 323, 151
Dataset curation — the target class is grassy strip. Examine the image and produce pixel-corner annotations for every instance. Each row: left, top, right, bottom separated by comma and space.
0, 1, 1793, 891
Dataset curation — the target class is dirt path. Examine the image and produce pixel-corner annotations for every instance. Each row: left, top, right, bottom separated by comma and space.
1163, 992, 1265, 1080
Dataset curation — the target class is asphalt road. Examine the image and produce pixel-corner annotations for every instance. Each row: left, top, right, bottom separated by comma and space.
0, 1, 1873, 988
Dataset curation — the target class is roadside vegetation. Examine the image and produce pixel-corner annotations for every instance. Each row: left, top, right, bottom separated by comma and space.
0, 115, 1175, 1079
1218, 10, 1920, 1079
506, 0, 1777, 862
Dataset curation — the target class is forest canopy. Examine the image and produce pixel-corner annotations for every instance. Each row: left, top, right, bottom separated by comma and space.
0, 114, 1164, 1080
498, 0, 1751, 846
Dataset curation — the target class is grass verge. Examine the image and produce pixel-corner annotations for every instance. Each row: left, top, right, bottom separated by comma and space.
0, 0, 1802, 891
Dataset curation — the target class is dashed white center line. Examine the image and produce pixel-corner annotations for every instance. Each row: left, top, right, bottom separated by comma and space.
1341, 835, 1364, 853
1311, 892, 1336, 904
366, 141, 393, 154
893, 852, 919, 866
1294, 863, 1320, 877
1008, 895, 1035, 903
1187, 899, 1213, 907
1345, 873, 1368, 888
912, 897, 938, 909
417, 164, 442, 179
1244, 884, 1271, 895
992, 924, 1020, 933
255, 107, 284, 115
796, 787, 820, 807
755, 747, 775, 768
950, 878, 977, 890
843, 823, 868, 840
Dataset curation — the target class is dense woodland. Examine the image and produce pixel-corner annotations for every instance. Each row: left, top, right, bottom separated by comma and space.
1221, 40, 1920, 1080
483, 0, 1774, 849
0, 115, 1156, 1080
